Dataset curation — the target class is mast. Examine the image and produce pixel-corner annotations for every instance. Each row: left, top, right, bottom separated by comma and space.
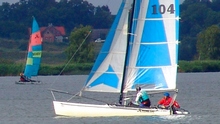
119, 0, 136, 105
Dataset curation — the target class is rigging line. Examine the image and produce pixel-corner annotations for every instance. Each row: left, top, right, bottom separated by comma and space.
49, 30, 92, 88
49, 88, 81, 101
67, 91, 80, 101
50, 88, 110, 104
58, 30, 92, 76
76, 95, 110, 105
66, 89, 110, 104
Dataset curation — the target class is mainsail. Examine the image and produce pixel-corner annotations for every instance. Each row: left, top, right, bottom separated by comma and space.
123, 0, 180, 92
24, 17, 42, 79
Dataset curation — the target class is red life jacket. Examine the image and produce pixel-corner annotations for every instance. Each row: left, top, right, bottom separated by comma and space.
158, 97, 180, 108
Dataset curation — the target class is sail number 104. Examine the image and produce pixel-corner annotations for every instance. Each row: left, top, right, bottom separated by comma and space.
152, 4, 175, 14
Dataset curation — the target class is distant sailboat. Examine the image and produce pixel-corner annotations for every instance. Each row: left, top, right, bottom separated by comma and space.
15, 17, 42, 84
50, 0, 189, 117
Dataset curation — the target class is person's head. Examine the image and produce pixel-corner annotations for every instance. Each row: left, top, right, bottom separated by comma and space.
20, 73, 23, 76
163, 92, 170, 98
136, 86, 141, 92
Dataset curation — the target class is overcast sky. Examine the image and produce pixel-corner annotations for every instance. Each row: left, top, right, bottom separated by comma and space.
1, 0, 121, 14
1, 0, 184, 15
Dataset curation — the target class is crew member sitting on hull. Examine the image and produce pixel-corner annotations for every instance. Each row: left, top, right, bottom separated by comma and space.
157, 92, 180, 114
128, 86, 151, 107
19, 73, 32, 82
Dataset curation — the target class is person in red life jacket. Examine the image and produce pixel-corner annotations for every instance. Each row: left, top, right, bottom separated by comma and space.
157, 92, 180, 114
19, 73, 30, 82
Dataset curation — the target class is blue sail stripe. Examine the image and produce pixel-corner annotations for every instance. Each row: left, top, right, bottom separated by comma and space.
176, 19, 179, 64
147, 0, 161, 18
137, 44, 171, 66
142, 20, 166, 42
32, 17, 40, 33
33, 57, 41, 64
132, 68, 167, 89
175, 0, 180, 65
32, 45, 42, 50
25, 65, 39, 76
175, 0, 179, 17
176, 44, 179, 64
88, 66, 119, 88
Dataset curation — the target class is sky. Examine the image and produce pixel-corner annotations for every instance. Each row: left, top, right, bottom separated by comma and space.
1, 0, 122, 15
1, 0, 184, 15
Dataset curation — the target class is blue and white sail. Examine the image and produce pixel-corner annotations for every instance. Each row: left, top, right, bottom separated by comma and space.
124, 0, 179, 92
84, 0, 179, 93
84, 0, 133, 92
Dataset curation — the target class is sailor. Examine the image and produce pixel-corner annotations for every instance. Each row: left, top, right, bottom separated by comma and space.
20, 73, 26, 82
130, 86, 151, 107
157, 92, 180, 114
19, 73, 30, 82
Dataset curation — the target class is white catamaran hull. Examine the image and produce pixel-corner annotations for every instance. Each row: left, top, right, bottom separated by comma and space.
15, 81, 41, 85
53, 101, 172, 117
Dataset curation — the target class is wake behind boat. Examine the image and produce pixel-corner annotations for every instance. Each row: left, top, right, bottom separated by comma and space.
15, 17, 42, 85
50, 0, 189, 117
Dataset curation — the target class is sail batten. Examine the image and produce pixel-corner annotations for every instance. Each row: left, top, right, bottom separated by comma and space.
133, 41, 178, 45
133, 17, 180, 21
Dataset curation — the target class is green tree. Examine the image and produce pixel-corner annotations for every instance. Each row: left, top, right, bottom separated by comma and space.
197, 25, 220, 60
0, 0, 113, 39
179, 1, 220, 60
211, 0, 220, 11
66, 25, 95, 63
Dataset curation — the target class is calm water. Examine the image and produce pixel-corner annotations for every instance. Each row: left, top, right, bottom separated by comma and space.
0, 72, 220, 124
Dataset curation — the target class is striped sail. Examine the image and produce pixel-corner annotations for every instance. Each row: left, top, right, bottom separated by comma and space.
24, 17, 42, 78
84, 0, 133, 92
124, 0, 179, 92
84, 0, 179, 93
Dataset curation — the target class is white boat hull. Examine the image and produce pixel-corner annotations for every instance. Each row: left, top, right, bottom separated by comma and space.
53, 101, 172, 117
15, 81, 41, 85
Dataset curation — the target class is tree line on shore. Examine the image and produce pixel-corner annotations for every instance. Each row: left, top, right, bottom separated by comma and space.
1, 60, 220, 76
1, 0, 220, 61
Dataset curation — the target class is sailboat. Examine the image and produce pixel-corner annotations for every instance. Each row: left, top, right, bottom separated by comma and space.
50, 0, 189, 117
15, 17, 42, 84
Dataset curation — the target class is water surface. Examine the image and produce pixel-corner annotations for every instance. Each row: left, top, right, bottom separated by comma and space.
0, 72, 219, 124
